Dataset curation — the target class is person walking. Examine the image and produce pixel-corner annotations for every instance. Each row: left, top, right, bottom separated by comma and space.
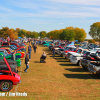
52, 47, 55, 58
24, 53, 29, 73
28, 44, 32, 59
33, 44, 37, 53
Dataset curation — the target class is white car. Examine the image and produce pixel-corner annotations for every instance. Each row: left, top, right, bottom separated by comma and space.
70, 48, 89, 65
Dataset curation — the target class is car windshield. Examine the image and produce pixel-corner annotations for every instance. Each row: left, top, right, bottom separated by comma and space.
11, 45, 17, 49
96, 52, 100, 57
84, 52, 90, 56
72, 48, 76, 51
10, 46, 16, 50
82, 51, 87, 54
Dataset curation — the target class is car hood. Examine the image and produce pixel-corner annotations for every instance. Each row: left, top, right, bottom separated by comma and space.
72, 53, 82, 56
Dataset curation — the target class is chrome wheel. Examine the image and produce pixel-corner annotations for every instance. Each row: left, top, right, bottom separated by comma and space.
0, 81, 12, 91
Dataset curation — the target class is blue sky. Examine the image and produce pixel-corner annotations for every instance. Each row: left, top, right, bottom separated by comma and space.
0, 0, 100, 39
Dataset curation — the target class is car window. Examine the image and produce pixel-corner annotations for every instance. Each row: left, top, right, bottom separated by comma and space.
77, 49, 82, 53
3, 43, 8, 45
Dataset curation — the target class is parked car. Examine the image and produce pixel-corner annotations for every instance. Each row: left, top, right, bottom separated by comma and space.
0, 57, 21, 91
0, 49, 21, 67
63, 47, 77, 59
70, 48, 89, 65
10, 45, 26, 53
2, 42, 25, 49
87, 52, 100, 77
79, 51, 96, 69
0, 55, 18, 73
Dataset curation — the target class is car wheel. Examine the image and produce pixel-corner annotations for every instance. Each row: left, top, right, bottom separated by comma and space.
77, 60, 80, 65
82, 65, 87, 69
0, 81, 13, 92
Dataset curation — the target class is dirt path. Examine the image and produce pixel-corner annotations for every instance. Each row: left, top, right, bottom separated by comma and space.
1, 45, 100, 100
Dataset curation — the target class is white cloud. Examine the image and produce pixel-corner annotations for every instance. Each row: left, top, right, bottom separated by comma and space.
60, 23, 64, 24
0, 5, 13, 12
48, 0, 100, 6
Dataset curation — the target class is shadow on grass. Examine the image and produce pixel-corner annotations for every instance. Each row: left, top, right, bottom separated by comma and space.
49, 55, 61, 57
21, 58, 25, 60
18, 71, 25, 73
64, 68, 88, 72
60, 64, 78, 66
47, 53, 52, 55
34, 61, 40, 63
63, 73, 100, 79
54, 58, 66, 60
43, 48, 51, 52
57, 60, 70, 62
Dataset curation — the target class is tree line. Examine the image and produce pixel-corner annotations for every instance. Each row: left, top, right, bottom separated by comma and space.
0, 22, 100, 42
0, 26, 87, 42
46, 26, 87, 42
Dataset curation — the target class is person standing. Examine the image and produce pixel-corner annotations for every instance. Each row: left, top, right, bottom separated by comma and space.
24, 53, 29, 73
28, 44, 32, 59
33, 44, 37, 53
52, 47, 55, 58
11, 51, 16, 60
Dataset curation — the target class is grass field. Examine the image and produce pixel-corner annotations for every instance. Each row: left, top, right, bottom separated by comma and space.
0, 44, 100, 100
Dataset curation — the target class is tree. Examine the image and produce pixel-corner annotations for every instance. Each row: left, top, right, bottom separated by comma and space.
59, 28, 75, 41
75, 28, 87, 42
89, 22, 100, 45
39, 31, 46, 38
88, 39, 95, 43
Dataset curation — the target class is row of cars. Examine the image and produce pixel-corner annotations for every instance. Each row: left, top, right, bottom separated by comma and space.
47, 42, 100, 78
0, 41, 27, 91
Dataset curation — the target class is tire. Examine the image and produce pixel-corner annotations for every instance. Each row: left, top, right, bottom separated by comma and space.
0, 81, 13, 92
77, 60, 80, 65
82, 65, 87, 69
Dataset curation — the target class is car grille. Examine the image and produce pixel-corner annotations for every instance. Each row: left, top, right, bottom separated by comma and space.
88, 64, 95, 72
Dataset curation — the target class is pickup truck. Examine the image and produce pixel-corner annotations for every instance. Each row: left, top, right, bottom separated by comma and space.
70, 48, 89, 65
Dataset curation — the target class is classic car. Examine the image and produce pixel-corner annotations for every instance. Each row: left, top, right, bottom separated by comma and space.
0, 54, 18, 73
79, 51, 96, 69
87, 52, 100, 77
70, 48, 89, 65
0, 57, 21, 91
63, 47, 77, 58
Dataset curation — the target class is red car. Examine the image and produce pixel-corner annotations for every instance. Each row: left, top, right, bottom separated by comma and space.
2, 42, 25, 49
0, 57, 21, 91
63, 47, 77, 58
0, 48, 25, 58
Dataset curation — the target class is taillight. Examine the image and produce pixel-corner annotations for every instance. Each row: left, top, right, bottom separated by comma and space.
91, 57, 95, 60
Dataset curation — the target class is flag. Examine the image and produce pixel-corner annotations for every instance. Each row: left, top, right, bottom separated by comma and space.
7, 36, 10, 42
68, 42, 74, 47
